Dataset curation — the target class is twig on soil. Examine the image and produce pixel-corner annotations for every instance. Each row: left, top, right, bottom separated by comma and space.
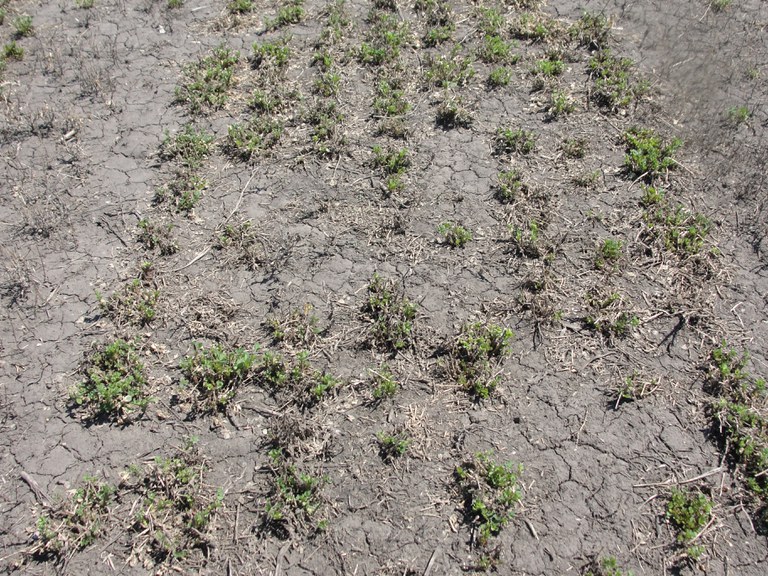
173, 246, 212, 273
524, 518, 539, 541
423, 547, 441, 576
20, 471, 51, 508
633, 466, 724, 489
222, 170, 256, 226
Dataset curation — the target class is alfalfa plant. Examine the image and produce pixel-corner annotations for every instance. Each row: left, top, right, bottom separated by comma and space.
30, 475, 114, 559
416, 0, 455, 46
358, 10, 410, 66
436, 95, 473, 129
477, 35, 518, 65
225, 117, 284, 161
546, 90, 575, 119
584, 556, 635, 576
534, 52, 565, 77
155, 172, 208, 213
727, 105, 750, 125
179, 343, 260, 413
262, 450, 327, 537
666, 488, 713, 558
138, 219, 178, 256
306, 100, 345, 156
266, 304, 321, 348
228, 0, 253, 13
174, 45, 239, 115
424, 47, 475, 88
641, 190, 711, 257
370, 363, 398, 401
159, 125, 214, 170
612, 370, 660, 409
495, 127, 536, 155
509, 220, 544, 258
588, 50, 648, 110
70, 339, 151, 422
487, 66, 513, 88
376, 429, 410, 463
438, 221, 472, 248
266, 0, 305, 31
98, 278, 159, 327
623, 127, 682, 181
583, 289, 639, 340
455, 451, 523, 547
594, 238, 622, 269
373, 79, 410, 118
570, 12, 612, 50
76, 0, 96, 8
363, 273, 417, 351
3, 41, 24, 60
13, 15, 34, 37
372, 144, 410, 193
447, 322, 514, 399
318, 0, 351, 46
124, 439, 224, 565
252, 36, 291, 71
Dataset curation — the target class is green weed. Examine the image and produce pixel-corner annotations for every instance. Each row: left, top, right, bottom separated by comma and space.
494, 170, 527, 203
167, 0, 183, 8
137, 219, 178, 256
727, 105, 750, 125
76, 0, 96, 8
448, 322, 513, 399
313, 71, 341, 97
562, 137, 588, 159
252, 37, 291, 70
363, 273, 417, 351
642, 194, 710, 256
535, 53, 565, 76
228, 0, 253, 13
495, 127, 536, 155
159, 125, 213, 170
155, 172, 208, 213
588, 50, 648, 110
509, 220, 543, 258
373, 79, 410, 117
570, 12, 612, 50
377, 430, 410, 462
438, 221, 472, 248
306, 100, 345, 155
511, 11, 563, 41
318, 0, 350, 46
585, 556, 635, 576
3, 41, 24, 60
175, 46, 239, 115
455, 451, 522, 547
263, 451, 326, 535
623, 127, 682, 181
666, 489, 712, 543
487, 66, 512, 87
547, 90, 575, 119
180, 343, 259, 412
478, 35, 518, 64
267, 304, 321, 348
358, 11, 410, 66
31, 476, 114, 558
71, 340, 151, 421
370, 363, 399, 401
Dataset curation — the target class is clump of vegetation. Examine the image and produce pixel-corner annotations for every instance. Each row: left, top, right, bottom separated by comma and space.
267, 304, 321, 348
306, 100, 346, 156
509, 220, 544, 258
455, 451, 522, 547
70, 340, 151, 422
511, 11, 563, 42
175, 46, 239, 115
261, 450, 326, 537
640, 188, 711, 257
363, 273, 417, 351
124, 439, 224, 564
254, 350, 339, 404
180, 343, 260, 413
358, 10, 410, 66
666, 488, 712, 558
31, 475, 114, 559
377, 429, 410, 462
228, 0, 254, 13
318, 0, 351, 46
623, 127, 682, 181
487, 66, 513, 87
562, 137, 588, 159
98, 278, 160, 327
266, 0, 305, 31
13, 15, 34, 37
588, 51, 648, 110
372, 144, 410, 194
478, 35, 518, 65
225, 117, 284, 161
546, 89, 575, 119
436, 96, 473, 129
727, 105, 750, 125
584, 556, 635, 576
438, 221, 472, 248
252, 36, 291, 71
425, 47, 475, 88
446, 322, 514, 399
496, 126, 536, 155
155, 172, 208, 213
370, 363, 399, 401
373, 79, 410, 118
583, 289, 638, 340
138, 219, 178, 256
595, 238, 622, 269
570, 12, 612, 50
3, 41, 24, 60
534, 52, 565, 77
612, 370, 660, 408
159, 125, 213, 170
416, 0, 455, 46
706, 344, 768, 502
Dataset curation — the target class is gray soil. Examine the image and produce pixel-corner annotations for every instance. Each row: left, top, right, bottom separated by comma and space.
1, 0, 767, 575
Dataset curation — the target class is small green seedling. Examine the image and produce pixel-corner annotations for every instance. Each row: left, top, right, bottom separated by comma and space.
263, 450, 326, 535
13, 15, 34, 37
666, 489, 712, 543
376, 430, 410, 462
727, 105, 750, 125
495, 127, 536, 155
595, 238, 622, 269
448, 322, 513, 399
71, 340, 151, 421
438, 222, 472, 248
488, 66, 512, 87
363, 273, 417, 351
3, 41, 24, 60
495, 169, 527, 203
623, 127, 682, 181
455, 451, 522, 547
370, 363, 398, 400
585, 556, 634, 576
266, 0, 305, 31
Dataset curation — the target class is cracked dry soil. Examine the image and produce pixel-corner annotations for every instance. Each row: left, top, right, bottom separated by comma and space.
1, 0, 767, 575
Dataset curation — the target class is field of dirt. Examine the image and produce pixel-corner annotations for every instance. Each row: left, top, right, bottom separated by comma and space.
1, 0, 767, 574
